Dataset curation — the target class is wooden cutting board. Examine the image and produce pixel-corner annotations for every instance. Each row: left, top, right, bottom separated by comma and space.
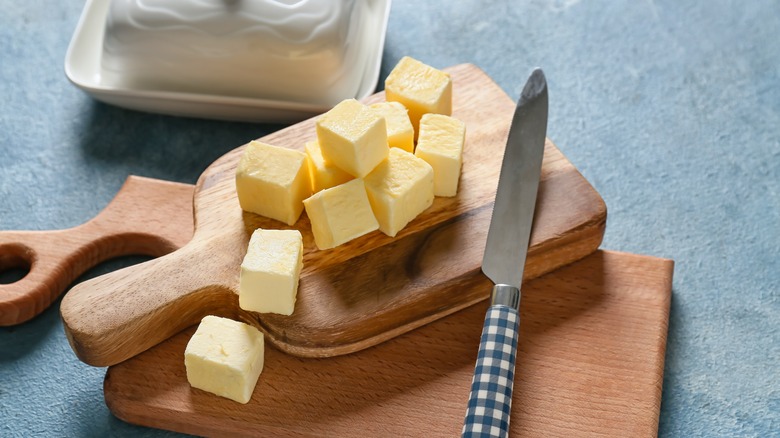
0, 176, 194, 326
61, 64, 607, 367
104, 249, 673, 437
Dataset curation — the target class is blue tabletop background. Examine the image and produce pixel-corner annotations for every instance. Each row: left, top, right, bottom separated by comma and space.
1, 1, 778, 436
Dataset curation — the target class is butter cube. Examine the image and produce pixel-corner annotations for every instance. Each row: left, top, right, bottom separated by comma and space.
235, 140, 311, 226
184, 315, 264, 404
316, 99, 389, 178
239, 229, 303, 315
369, 101, 414, 153
304, 140, 353, 193
364, 148, 434, 237
303, 178, 379, 250
385, 56, 452, 134
415, 114, 466, 197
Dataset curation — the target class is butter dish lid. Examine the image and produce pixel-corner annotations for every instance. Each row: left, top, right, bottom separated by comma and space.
65, 0, 392, 123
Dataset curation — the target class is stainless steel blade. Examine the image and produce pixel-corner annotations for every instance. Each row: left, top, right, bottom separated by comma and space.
481, 68, 548, 289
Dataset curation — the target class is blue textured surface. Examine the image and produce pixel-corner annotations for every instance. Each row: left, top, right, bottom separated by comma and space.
1, 0, 778, 436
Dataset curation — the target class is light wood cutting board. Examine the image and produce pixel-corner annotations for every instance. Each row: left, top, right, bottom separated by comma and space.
105, 249, 673, 437
0, 176, 194, 326
61, 64, 607, 367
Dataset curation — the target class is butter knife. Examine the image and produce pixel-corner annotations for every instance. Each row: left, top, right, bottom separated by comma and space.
462, 68, 548, 437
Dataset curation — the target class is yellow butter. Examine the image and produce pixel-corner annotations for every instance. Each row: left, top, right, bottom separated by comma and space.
415, 114, 466, 197
364, 148, 434, 237
385, 56, 452, 135
316, 99, 389, 178
304, 140, 353, 193
235, 140, 311, 226
239, 229, 303, 316
369, 101, 414, 153
184, 315, 265, 404
303, 178, 379, 250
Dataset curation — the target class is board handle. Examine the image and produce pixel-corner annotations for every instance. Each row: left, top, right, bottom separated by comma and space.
0, 176, 194, 326
462, 285, 521, 438
61, 232, 243, 367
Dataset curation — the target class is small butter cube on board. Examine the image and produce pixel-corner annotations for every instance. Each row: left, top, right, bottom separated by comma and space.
316, 99, 389, 178
303, 178, 379, 250
235, 140, 311, 226
239, 229, 303, 315
415, 113, 466, 197
184, 315, 265, 404
369, 101, 415, 153
385, 56, 452, 135
304, 140, 353, 193
364, 148, 434, 237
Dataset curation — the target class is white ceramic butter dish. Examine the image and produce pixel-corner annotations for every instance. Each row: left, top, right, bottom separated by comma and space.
65, 0, 391, 122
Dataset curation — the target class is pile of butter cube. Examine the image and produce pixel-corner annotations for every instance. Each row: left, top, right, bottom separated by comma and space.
237, 56, 466, 246
235, 56, 467, 318
183, 57, 466, 404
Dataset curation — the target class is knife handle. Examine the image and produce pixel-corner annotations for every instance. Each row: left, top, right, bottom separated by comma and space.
462, 285, 521, 438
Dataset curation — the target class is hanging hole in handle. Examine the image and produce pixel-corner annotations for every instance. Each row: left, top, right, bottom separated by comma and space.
0, 243, 34, 285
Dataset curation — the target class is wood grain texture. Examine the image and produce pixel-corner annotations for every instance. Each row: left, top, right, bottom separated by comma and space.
0, 176, 194, 326
104, 250, 673, 437
61, 64, 607, 367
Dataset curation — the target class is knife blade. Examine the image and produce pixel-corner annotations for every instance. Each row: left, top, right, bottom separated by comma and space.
462, 68, 548, 438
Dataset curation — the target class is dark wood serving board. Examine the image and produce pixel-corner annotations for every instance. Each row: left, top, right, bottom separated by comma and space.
61, 64, 606, 367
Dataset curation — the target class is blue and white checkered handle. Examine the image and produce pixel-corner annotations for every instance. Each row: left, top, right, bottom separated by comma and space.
462, 285, 521, 438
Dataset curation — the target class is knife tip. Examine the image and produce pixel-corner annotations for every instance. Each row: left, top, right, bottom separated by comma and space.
522, 68, 547, 101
